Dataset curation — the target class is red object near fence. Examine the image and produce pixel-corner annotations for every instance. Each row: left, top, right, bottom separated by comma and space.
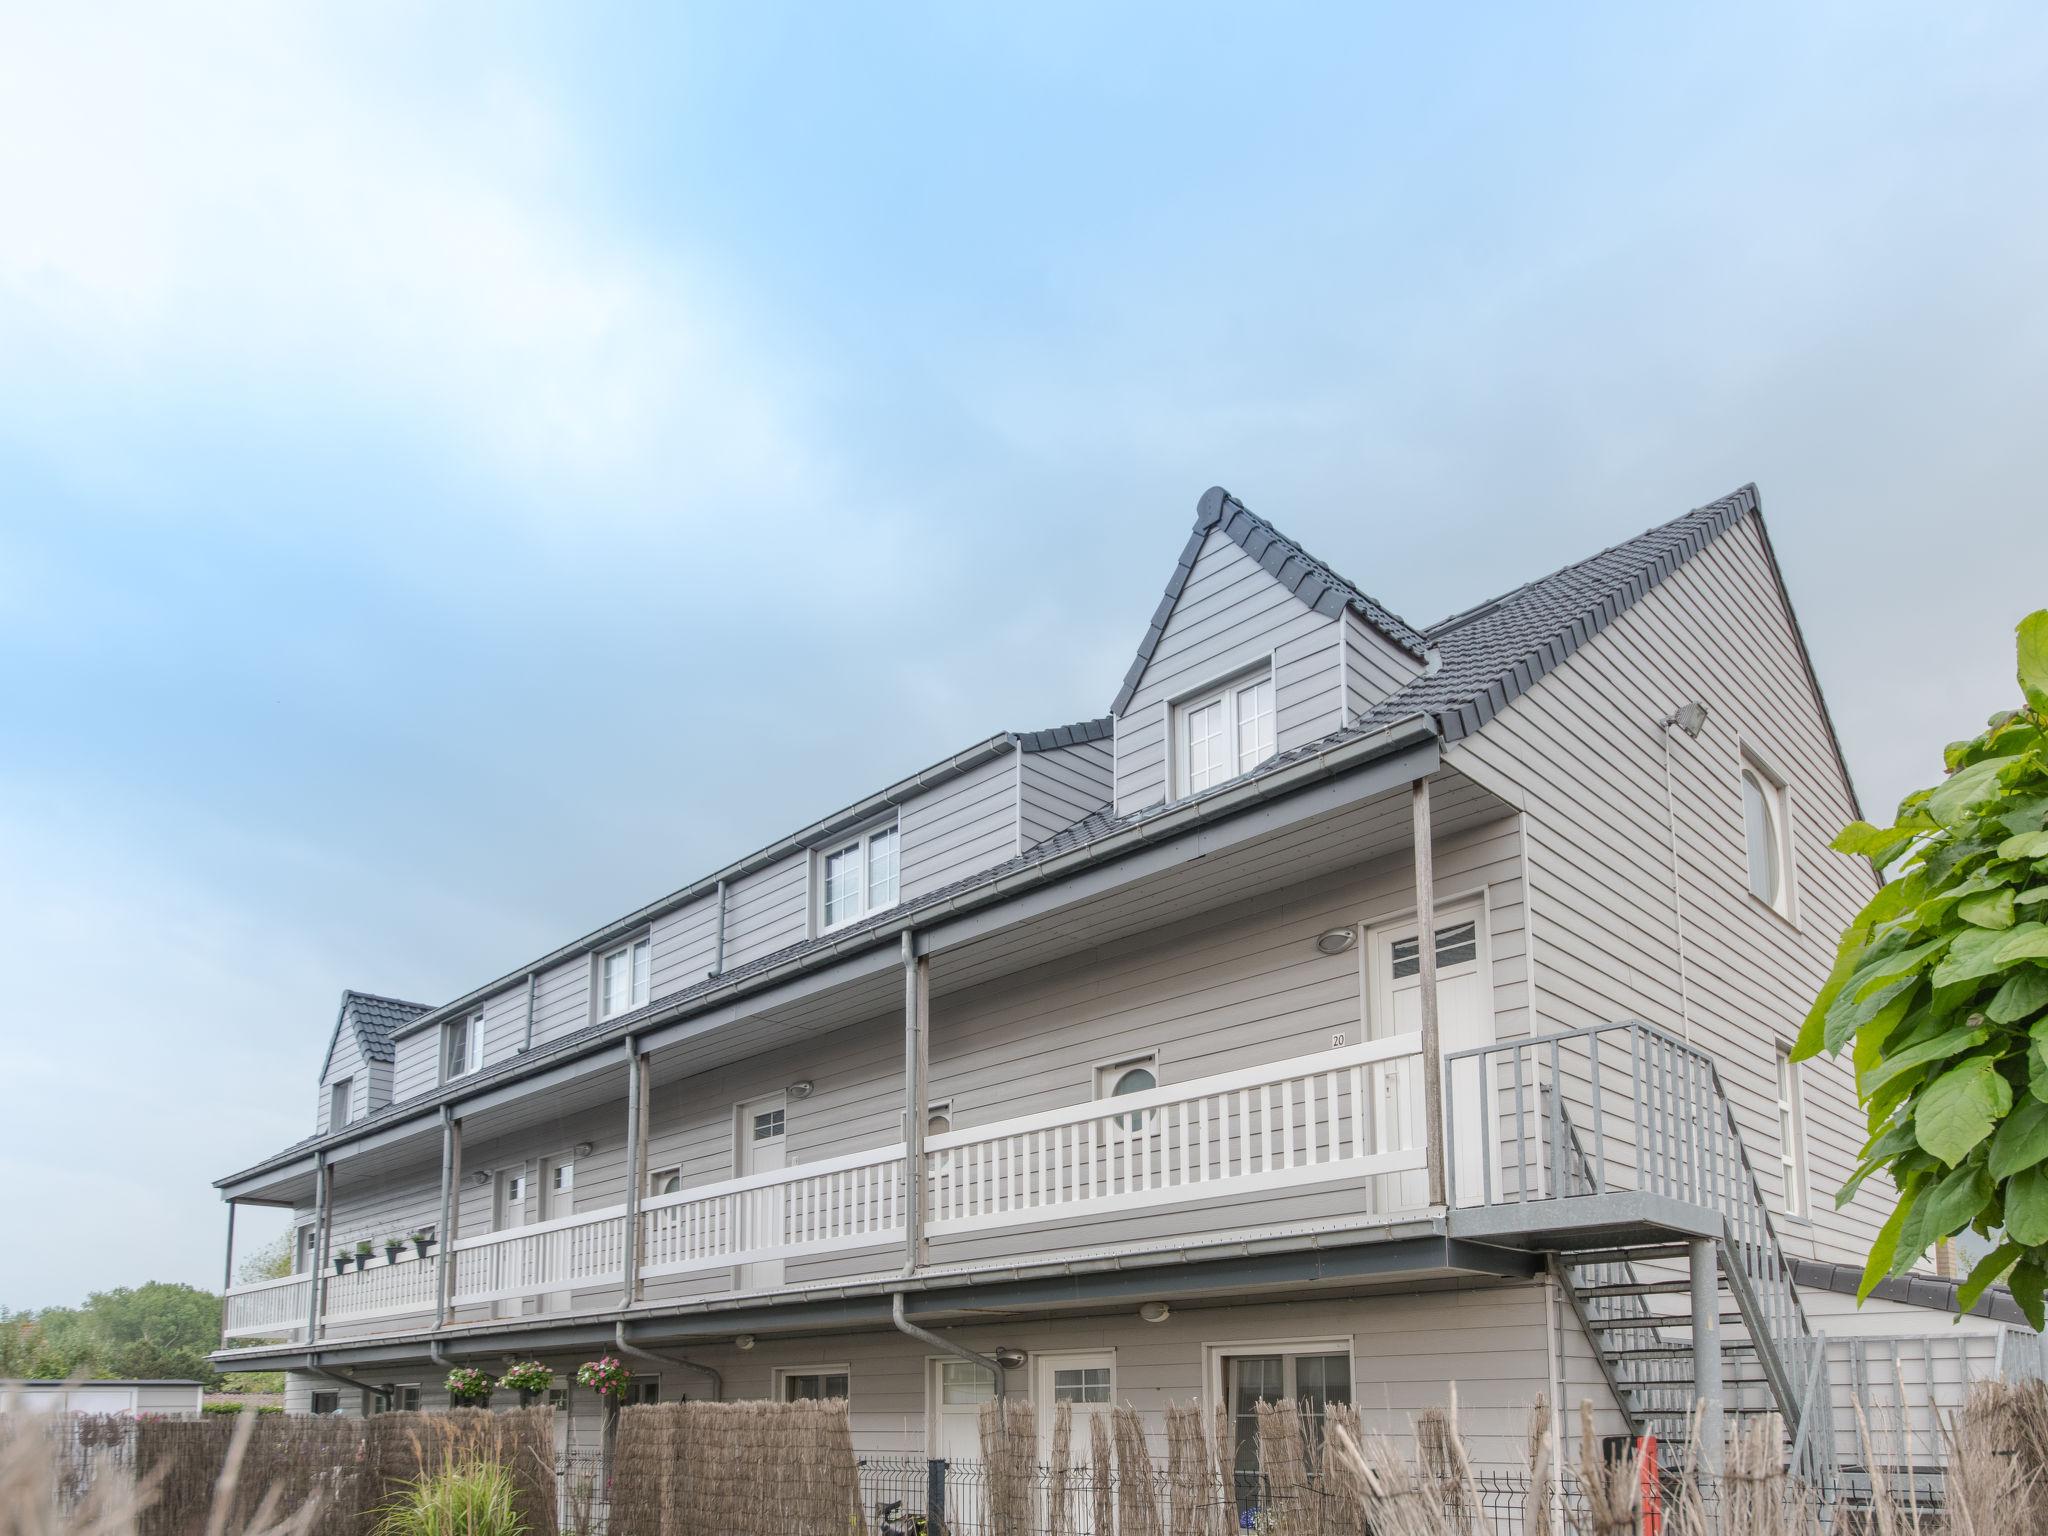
1639, 1433, 1662, 1536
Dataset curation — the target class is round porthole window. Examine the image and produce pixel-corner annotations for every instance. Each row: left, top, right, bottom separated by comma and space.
1111, 1065, 1156, 1130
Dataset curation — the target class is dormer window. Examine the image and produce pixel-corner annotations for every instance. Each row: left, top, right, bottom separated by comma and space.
329, 1078, 353, 1129
1175, 669, 1275, 798
819, 823, 899, 931
444, 1013, 483, 1081
601, 937, 651, 1018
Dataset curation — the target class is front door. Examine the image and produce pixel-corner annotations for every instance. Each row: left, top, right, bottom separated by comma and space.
539, 1154, 575, 1312
736, 1094, 787, 1291
1222, 1350, 1353, 1517
493, 1167, 530, 1318
1370, 909, 1489, 1207
929, 1359, 998, 1463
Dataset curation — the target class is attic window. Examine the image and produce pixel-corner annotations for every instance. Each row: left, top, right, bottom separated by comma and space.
1175, 669, 1275, 797
601, 937, 651, 1018
819, 822, 899, 932
329, 1079, 353, 1129
445, 1013, 483, 1082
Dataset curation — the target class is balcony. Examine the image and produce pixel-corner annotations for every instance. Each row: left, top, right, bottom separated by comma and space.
223, 1033, 1427, 1343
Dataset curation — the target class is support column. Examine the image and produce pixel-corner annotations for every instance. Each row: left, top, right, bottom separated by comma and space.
1689, 1237, 1724, 1477
221, 1199, 238, 1294
903, 930, 929, 1275
435, 1108, 461, 1327
307, 1153, 330, 1344
1412, 777, 1447, 1209
621, 1037, 647, 1307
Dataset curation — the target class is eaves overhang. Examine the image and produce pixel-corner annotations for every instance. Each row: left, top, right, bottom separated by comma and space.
216, 713, 1442, 1196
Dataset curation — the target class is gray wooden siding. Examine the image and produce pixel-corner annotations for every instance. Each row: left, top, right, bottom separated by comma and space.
721, 853, 809, 971
652, 891, 720, 994
1344, 607, 1425, 721
529, 952, 596, 1048
900, 748, 1021, 901
392, 1028, 439, 1104
1018, 739, 1113, 851
1446, 513, 1884, 1269
318, 1031, 366, 1135
1112, 530, 1345, 815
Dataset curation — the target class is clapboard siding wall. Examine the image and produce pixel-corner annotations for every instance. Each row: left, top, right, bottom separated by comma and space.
652, 891, 720, 995
310, 810, 1528, 1295
900, 749, 1021, 901
721, 854, 810, 972
1018, 739, 1113, 851
317, 1031, 368, 1135
1344, 608, 1425, 721
1445, 510, 1882, 1268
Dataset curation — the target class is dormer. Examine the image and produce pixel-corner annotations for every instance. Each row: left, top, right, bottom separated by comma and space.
317, 990, 431, 1133
1109, 487, 1431, 815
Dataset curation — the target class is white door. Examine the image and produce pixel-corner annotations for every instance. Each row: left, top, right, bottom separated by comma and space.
540, 1154, 575, 1312
493, 1167, 530, 1318
1370, 910, 1489, 1207
1035, 1351, 1115, 1462
929, 1358, 998, 1463
737, 1095, 787, 1291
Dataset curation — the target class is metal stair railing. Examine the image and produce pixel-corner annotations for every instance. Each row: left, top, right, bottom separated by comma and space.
1447, 1021, 1835, 1481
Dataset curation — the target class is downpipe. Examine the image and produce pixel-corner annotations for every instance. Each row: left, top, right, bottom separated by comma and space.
891, 1292, 1006, 1400
615, 1321, 722, 1400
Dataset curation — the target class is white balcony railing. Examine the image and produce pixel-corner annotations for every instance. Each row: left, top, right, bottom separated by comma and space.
221, 1272, 312, 1338
222, 1035, 1427, 1341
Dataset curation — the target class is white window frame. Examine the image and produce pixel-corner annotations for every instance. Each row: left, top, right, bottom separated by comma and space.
1033, 1350, 1116, 1409
1740, 745, 1797, 923
775, 1365, 851, 1402
648, 1165, 683, 1198
444, 1013, 484, 1083
926, 1355, 1003, 1455
816, 820, 900, 933
1094, 1052, 1159, 1131
1201, 1336, 1355, 1421
329, 1078, 353, 1129
599, 935, 652, 1019
1777, 1042, 1810, 1220
1172, 664, 1277, 799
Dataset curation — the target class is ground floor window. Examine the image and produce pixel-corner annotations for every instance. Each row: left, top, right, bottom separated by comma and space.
779, 1367, 849, 1401
626, 1378, 661, 1405
1220, 1347, 1353, 1507
310, 1391, 340, 1415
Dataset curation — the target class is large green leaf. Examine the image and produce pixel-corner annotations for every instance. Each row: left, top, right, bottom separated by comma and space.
1825, 974, 1923, 1055
1959, 889, 2018, 930
2019, 610, 2048, 716
1957, 1241, 2025, 1314
1858, 1024, 1988, 1099
1893, 1159, 1994, 1274
2007, 1165, 2048, 1245
1930, 756, 2014, 827
1989, 967, 2048, 1025
1858, 1183, 1917, 1302
1916, 1056, 2013, 1165
1933, 923, 2048, 987
2002, 832, 2048, 861
1990, 1096, 2048, 1179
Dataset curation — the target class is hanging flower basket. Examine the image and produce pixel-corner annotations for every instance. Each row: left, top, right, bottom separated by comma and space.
575, 1356, 632, 1399
500, 1360, 553, 1404
445, 1366, 495, 1408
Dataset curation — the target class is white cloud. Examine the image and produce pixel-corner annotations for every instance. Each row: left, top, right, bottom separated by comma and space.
0, 6, 812, 507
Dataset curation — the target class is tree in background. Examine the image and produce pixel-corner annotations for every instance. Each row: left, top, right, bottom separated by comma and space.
1795, 611, 2048, 1322
1, 1282, 229, 1387
237, 1232, 295, 1286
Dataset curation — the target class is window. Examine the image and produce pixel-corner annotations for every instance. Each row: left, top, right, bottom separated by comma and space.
926, 1102, 953, 1138
1778, 1045, 1809, 1219
1175, 670, 1276, 797
1095, 1055, 1158, 1131
820, 823, 900, 930
372, 1384, 421, 1415
445, 1014, 483, 1081
626, 1379, 661, 1405
297, 1225, 319, 1274
1052, 1366, 1112, 1404
329, 1079, 353, 1129
754, 1107, 786, 1141
649, 1166, 683, 1197
1222, 1349, 1352, 1510
938, 1360, 997, 1406
780, 1369, 849, 1401
601, 937, 651, 1018
310, 1391, 340, 1416
1389, 920, 1479, 979
1742, 751, 1794, 917
398, 1384, 420, 1412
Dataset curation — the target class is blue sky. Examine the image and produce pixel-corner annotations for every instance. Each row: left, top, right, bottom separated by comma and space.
1, 3, 2044, 1308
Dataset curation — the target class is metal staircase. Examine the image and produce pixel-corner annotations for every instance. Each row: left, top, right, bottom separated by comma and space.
1446, 1022, 1835, 1483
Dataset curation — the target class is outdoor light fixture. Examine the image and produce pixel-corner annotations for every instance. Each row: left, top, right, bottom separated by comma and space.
1139, 1302, 1171, 1324
788, 1080, 816, 1101
1314, 927, 1358, 956
1663, 701, 1710, 739
468, 1171, 491, 1187
992, 1348, 1027, 1370
735, 1334, 756, 1351
574, 1142, 595, 1157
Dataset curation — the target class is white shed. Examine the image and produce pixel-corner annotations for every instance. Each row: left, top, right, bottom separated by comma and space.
3, 1380, 205, 1415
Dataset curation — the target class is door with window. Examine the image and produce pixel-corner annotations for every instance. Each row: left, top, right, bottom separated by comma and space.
1370, 909, 1489, 1207
493, 1167, 529, 1318
539, 1154, 575, 1311
1035, 1352, 1114, 1462
1221, 1349, 1352, 1516
928, 1359, 998, 1463
736, 1095, 787, 1291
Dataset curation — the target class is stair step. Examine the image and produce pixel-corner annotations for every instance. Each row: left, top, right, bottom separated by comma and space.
1610, 1344, 1759, 1361
1580, 1313, 1747, 1330
1564, 1245, 1695, 1267
1576, 1280, 1693, 1298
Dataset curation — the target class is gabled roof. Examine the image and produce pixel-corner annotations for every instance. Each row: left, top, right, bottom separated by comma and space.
1015, 717, 1112, 753
1110, 486, 1431, 716
319, 989, 432, 1079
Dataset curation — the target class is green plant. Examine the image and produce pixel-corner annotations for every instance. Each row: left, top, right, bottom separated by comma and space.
1794, 610, 2048, 1321
498, 1360, 552, 1396
444, 1365, 494, 1405
355, 1239, 374, 1255
574, 1355, 630, 1397
373, 1459, 528, 1536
